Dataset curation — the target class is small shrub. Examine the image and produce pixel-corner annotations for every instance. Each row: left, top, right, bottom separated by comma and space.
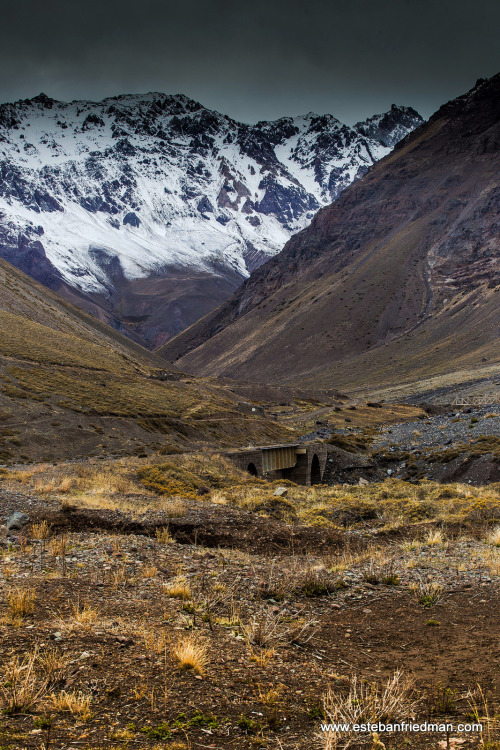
51, 690, 93, 720
486, 525, 500, 546
165, 578, 191, 600
155, 526, 175, 544
6, 588, 35, 620
172, 635, 208, 675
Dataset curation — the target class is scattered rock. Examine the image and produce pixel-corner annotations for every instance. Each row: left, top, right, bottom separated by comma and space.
273, 486, 289, 497
6, 511, 29, 530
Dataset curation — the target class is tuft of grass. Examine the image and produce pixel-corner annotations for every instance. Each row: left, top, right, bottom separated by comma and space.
56, 602, 99, 633
51, 690, 93, 720
0, 648, 49, 714
6, 587, 35, 621
172, 635, 208, 675
165, 578, 191, 600
322, 670, 417, 747
425, 528, 445, 546
410, 581, 444, 607
30, 520, 50, 540
155, 526, 175, 544
486, 525, 500, 547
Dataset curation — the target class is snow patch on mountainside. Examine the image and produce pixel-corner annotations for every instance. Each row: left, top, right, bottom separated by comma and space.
0, 93, 423, 296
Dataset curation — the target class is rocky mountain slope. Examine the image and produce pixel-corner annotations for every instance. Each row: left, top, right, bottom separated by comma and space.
161, 75, 500, 398
0, 93, 421, 346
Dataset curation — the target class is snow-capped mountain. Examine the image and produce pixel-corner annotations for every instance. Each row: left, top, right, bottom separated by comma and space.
0, 92, 423, 346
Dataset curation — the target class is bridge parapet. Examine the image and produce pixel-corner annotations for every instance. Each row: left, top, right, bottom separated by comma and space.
224, 442, 328, 486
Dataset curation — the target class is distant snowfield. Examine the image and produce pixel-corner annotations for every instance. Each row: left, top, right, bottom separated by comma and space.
0, 93, 423, 295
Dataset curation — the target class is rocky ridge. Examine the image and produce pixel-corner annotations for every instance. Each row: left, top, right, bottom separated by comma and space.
0, 93, 422, 346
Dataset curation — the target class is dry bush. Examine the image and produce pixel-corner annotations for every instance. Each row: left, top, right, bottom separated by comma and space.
51, 690, 93, 720
486, 525, 500, 547
6, 587, 35, 621
155, 526, 175, 544
243, 607, 318, 648
30, 520, 50, 540
425, 528, 445, 546
172, 635, 208, 675
142, 564, 158, 579
0, 647, 49, 714
165, 578, 191, 600
55, 602, 100, 633
322, 670, 417, 748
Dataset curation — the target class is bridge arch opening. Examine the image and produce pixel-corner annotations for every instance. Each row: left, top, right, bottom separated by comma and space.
247, 462, 258, 477
310, 454, 321, 485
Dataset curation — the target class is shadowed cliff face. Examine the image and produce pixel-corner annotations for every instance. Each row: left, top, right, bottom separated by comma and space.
160, 74, 500, 393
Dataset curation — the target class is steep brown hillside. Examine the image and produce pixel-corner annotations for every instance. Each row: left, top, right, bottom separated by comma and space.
0, 259, 294, 462
159, 75, 500, 395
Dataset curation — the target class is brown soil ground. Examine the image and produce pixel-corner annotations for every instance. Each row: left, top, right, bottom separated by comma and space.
1, 486, 499, 750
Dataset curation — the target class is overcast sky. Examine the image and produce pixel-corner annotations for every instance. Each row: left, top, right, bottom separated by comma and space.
1, 0, 499, 124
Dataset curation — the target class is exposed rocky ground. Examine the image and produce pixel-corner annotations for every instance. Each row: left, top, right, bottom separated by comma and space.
374, 407, 500, 452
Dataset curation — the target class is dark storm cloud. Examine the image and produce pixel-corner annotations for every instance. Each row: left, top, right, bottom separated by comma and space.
1, 0, 499, 122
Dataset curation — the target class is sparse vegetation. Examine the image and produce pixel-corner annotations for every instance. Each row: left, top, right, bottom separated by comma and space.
322, 670, 417, 747
172, 635, 208, 675
51, 690, 93, 720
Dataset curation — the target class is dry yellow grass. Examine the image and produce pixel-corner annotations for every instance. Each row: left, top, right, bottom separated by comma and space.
164, 578, 191, 600
322, 670, 417, 749
6, 588, 35, 621
172, 635, 208, 675
30, 520, 50, 540
55, 602, 100, 633
5, 455, 500, 535
140, 627, 168, 655
0, 647, 48, 714
48, 536, 67, 558
249, 647, 276, 667
51, 690, 93, 720
425, 528, 446, 546
155, 526, 175, 544
142, 565, 158, 579
486, 525, 500, 546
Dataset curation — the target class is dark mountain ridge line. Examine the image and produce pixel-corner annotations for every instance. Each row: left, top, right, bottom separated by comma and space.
159, 73, 500, 394
0, 91, 422, 349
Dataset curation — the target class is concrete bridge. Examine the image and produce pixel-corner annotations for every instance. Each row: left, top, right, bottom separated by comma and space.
225, 442, 330, 486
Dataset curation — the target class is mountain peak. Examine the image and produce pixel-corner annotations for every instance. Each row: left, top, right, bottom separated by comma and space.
161, 72, 500, 391
0, 91, 422, 348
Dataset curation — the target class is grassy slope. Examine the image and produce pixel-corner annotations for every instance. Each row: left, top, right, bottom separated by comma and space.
0, 259, 295, 462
